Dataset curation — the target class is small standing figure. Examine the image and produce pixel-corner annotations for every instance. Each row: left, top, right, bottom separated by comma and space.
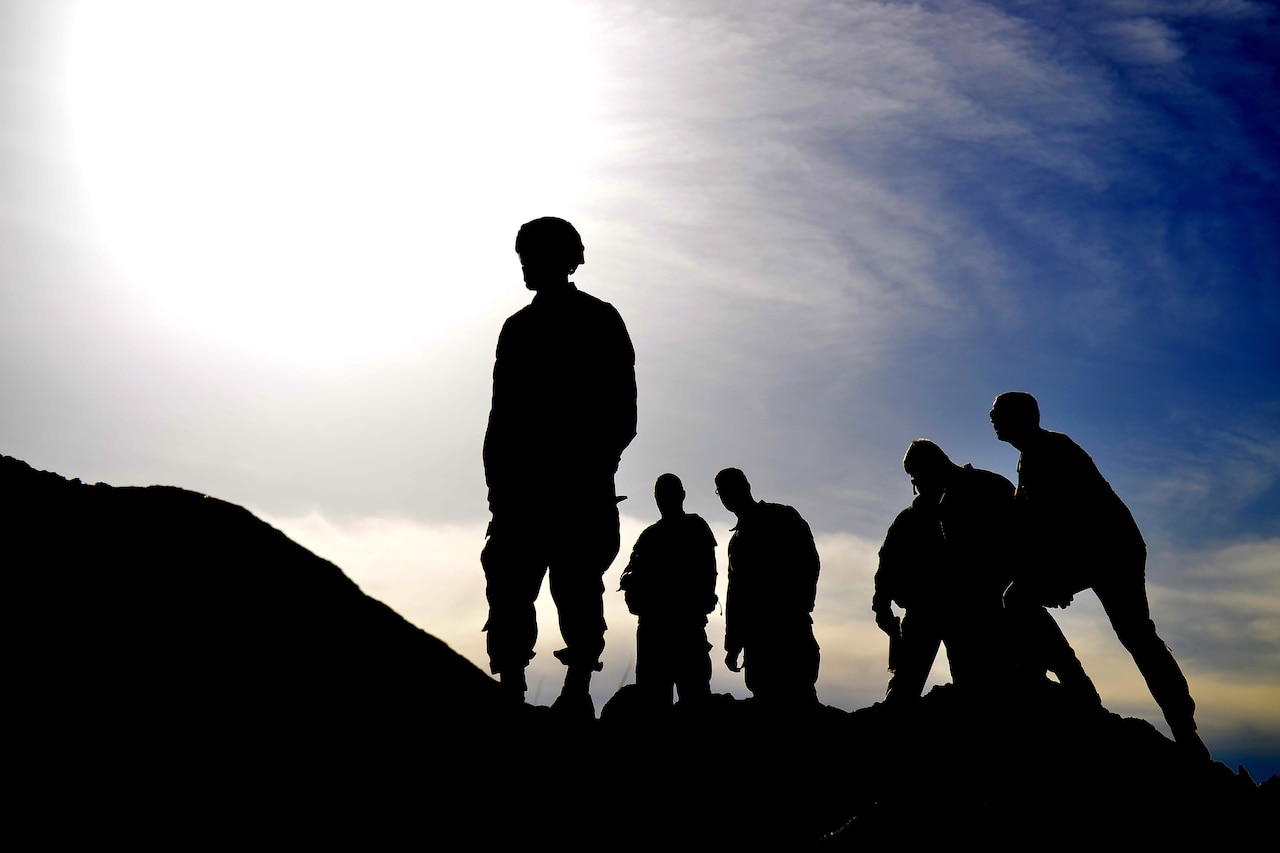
872, 453, 949, 703
618, 474, 718, 707
990, 391, 1208, 758
715, 468, 821, 707
481, 217, 637, 717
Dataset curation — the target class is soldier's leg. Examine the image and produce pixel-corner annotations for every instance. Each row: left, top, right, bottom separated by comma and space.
887, 610, 942, 704
636, 621, 676, 706
997, 599, 1100, 703
745, 627, 819, 706
942, 606, 1000, 692
1094, 565, 1202, 752
672, 623, 713, 704
1022, 605, 1101, 706
481, 519, 549, 699
741, 645, 772, 700
800, 627, 821, 699
547, 502, 620, 711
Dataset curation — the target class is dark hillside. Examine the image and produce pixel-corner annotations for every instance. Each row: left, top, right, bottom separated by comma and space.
5, 456, 1273, 847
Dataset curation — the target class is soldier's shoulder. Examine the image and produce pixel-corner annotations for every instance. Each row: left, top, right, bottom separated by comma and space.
572, 286, 611, 306
683, 512, 718, 543
563, 286, 620, 316
498, 302, 538, 334
637, 519, 663, 537
963, 464, 1014, 492
1036, 430, 1100, 471
889, 504, 917, 527
633, 520, 667, 546
1041, 429, 1086, 453
762, 501, 811, 527
881, 507, 915, 548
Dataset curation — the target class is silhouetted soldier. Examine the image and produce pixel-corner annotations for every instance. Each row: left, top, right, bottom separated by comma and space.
874, 439, 1098, 703
873, 451, 948, 703
618, 474, 718, 707
990, 391, 1208, 758
715, 468, 820, 706
481, 217, 637, 717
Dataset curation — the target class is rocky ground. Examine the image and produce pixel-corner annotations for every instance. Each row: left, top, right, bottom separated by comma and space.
6, 455, 1274, 848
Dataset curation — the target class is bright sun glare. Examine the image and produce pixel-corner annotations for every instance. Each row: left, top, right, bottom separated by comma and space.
66, 1, 602, 366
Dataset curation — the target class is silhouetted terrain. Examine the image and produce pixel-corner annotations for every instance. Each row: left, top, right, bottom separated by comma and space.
6, 456, 1273, 847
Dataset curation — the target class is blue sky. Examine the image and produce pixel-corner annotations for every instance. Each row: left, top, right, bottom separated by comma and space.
2, 1, 1277, 777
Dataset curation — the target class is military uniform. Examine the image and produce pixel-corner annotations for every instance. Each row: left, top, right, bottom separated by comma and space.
481, 284, 636, 678
875, 464, 1095, 702
873, 492, 949, 701
1013, 430, 1196, 735
724, 501, 820, 703
619, 513, 718, 703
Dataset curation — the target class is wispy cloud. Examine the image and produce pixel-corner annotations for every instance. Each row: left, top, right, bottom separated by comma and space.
1124, 403, 1280, 541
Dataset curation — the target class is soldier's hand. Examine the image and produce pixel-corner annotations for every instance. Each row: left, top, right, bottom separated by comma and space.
875, 613, 901, 637
725, 650, 742, 673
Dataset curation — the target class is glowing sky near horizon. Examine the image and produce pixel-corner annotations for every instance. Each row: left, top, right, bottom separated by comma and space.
2, 0, 1276, 778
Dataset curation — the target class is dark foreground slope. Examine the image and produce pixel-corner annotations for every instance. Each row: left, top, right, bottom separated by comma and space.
5, 456, 1274, 848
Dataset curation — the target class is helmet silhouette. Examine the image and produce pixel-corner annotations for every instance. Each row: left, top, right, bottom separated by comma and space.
515, 216, 585, 273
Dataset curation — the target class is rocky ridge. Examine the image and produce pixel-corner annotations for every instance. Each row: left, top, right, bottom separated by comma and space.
5, 455, 1273, 847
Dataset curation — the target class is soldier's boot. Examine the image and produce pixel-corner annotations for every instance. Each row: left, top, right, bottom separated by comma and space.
551, 665, 595, 720
498, 668, 527, 704
1035, 612, 1103, 710
1169, 717, 1211, 762
1055, 662, 1103, 710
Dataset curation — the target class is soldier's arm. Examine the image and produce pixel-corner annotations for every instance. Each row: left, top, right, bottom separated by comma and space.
871, 576, 899, 637
698, 517, 719, 613
872, 544, 900, 636
723, 564, 743, 663
793, 509, 821, 613
618, 528, 652, 615
872, 511, 911, 634
604, 306, 638, 462
482, 323, 519, 510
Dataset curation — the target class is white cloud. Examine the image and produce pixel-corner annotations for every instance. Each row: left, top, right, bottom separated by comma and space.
1149, 538, 1280, 676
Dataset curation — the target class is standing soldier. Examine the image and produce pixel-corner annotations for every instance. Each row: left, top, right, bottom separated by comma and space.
990, 391, 1208, 758
481, 217, 637, 718
619, 474, 718, 707
715, 468, 821, 707
872, 452, 948, 703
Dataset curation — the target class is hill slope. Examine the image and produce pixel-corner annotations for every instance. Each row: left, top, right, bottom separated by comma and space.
5, 456, 1273, 847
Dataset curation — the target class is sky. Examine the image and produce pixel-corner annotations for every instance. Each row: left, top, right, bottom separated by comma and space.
2, 0, 1277, 777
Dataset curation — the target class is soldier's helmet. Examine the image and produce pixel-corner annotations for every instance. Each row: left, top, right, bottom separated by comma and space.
902, 439, 951, 477
515, 216, 585, 273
